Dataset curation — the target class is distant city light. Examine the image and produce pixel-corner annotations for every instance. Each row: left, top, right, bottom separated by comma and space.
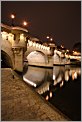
73, 51, 80, 56
61, 45, 64, 48
46, 36, 49, 39
66, 49, 69, 52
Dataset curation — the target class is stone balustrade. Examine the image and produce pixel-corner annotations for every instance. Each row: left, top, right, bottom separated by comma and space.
28, 40, 50, 51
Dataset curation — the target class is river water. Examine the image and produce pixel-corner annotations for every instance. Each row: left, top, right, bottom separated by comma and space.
23, 64, 81, 121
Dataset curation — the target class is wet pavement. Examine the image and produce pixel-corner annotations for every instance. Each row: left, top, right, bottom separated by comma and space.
1, 68, 70, 121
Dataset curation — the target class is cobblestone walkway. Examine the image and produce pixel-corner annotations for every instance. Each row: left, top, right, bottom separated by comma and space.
1, 68, 69, 121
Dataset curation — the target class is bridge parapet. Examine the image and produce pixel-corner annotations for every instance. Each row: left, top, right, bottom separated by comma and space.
66, 54, 81, 61
27, 40, 51, 55
1, 31, 14, 45
28, 40, 50, 50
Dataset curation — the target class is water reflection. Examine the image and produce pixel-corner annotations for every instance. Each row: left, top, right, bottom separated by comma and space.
53, 66, 81, 87
23, 65, 81, 95
23, 65, 81, 120
23, 66, 53, 87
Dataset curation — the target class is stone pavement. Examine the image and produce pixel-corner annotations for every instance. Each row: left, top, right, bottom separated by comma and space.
1, 68, 70, 121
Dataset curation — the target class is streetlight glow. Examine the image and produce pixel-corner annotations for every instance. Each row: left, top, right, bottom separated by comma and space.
10, 14, 15, 26
11, 14, 15, 19
23, 21, 28, 26
50, 38, 53, 41
46, 36, 49, 39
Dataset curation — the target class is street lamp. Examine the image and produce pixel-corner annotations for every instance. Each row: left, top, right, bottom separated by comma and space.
11, 14, 15, 26
46, 36, 53, 41
23, 21, 28, 26
46, 36, 50, 39
50, 38, 53, 41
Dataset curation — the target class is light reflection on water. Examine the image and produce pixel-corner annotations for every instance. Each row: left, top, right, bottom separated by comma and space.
23, 65, 81, 121
23, 66, 53, 88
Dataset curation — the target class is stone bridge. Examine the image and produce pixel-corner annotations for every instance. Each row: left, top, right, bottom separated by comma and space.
1, 23, 28, 72
1, 23, 55, 72
24, 39, 54, 67
1, 23, 80, 72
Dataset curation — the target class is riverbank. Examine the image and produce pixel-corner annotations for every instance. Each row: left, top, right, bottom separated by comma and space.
1, 68, 70, 121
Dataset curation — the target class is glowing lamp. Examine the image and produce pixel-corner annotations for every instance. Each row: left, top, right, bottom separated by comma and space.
11, 14, 15, 19
23, 21, 27, 26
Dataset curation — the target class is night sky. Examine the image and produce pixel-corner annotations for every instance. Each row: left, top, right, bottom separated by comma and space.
1, 1, 81, 50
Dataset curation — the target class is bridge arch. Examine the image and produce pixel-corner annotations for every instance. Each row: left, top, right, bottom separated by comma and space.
24, 50, 48, 66
1, 50, 13, 68
1, 37, 14, 68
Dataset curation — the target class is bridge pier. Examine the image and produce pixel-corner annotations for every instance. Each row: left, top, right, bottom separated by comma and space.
12, 48, 24, 72
11, 26, 28, 72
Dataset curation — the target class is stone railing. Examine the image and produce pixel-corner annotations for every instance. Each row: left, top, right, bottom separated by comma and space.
27, 40, 50, 51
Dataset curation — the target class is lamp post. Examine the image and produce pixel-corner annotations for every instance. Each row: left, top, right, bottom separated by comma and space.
50, 38, 53, 41
11, 14, 15, 26
46, 36, 49, 39
22, 21, 29, 30
23, 21, 28, 28
46, 36, 53, 42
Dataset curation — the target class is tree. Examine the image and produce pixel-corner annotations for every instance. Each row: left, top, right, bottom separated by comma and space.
73, 42, 81, 52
